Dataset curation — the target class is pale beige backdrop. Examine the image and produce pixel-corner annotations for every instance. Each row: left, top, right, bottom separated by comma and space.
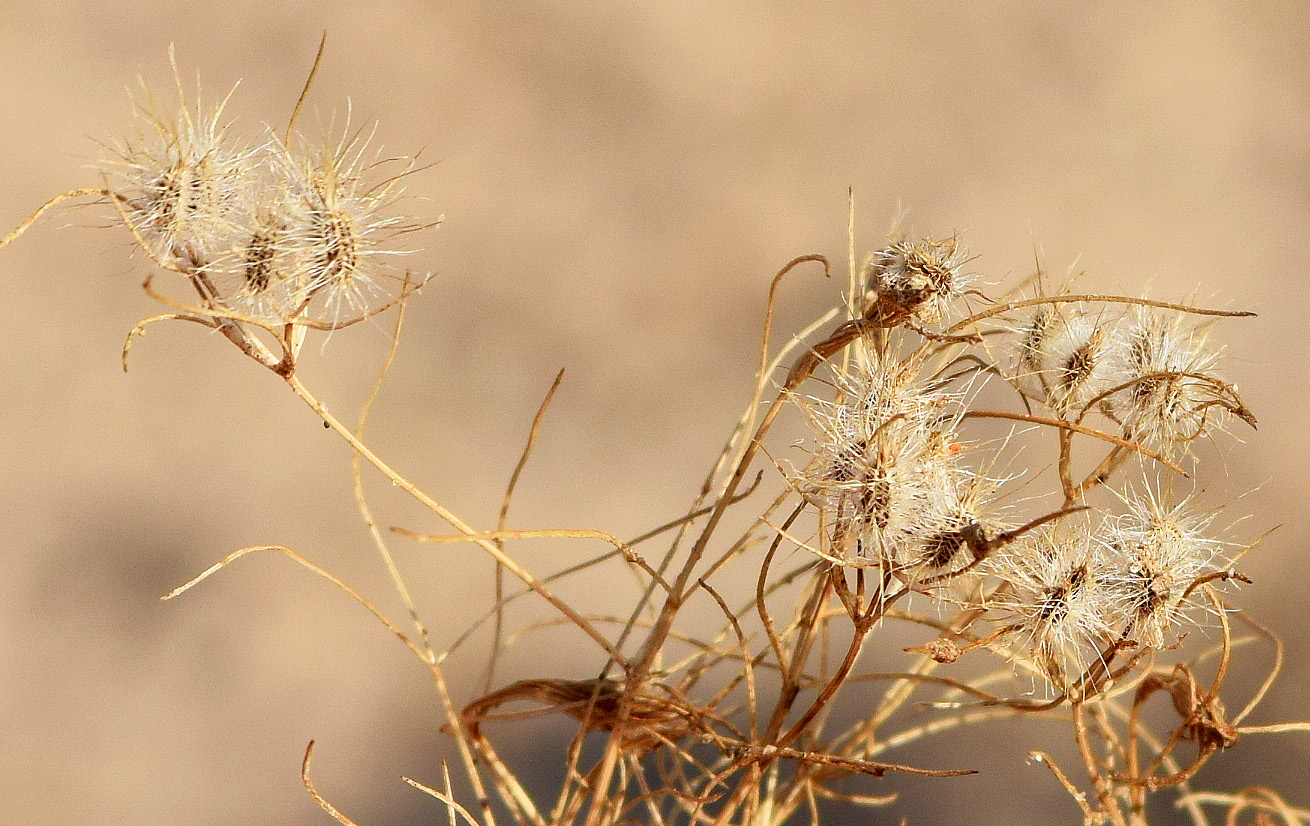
2, 2, 1308, 824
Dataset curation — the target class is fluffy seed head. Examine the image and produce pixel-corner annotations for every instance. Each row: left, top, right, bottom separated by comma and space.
1109, 311, 1230, 451
102, 75, 255, 269
894, 471, 999, 590
989, 528, 1118, 688
215, 203, 306, 319
1020, 309, 1123, 415
1101, 488, 1227, 648
100, 58, 430, 328
800, 356, 974, 566
863, 237, 968, 325
266, 127, 416, 323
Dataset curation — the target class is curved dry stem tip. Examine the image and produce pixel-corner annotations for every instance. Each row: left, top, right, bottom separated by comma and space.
1232, 610, 1284, 725
122, 312, 216, 371
302, 740, 359, 826
162, 559, 228, 600
0, 188, 108, 250
161, 545, 321, 602
287, 32, 328, 143
500, 367, 566, 532
162, 544, 427, 662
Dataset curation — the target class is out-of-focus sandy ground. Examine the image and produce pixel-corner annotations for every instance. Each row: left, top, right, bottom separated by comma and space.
2, 2, 1308, 824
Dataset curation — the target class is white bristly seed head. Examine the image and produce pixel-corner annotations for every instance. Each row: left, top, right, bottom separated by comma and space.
1100, 487, 1227, 649
988, 527, 1118, 689
799, 355, 977, 568
1109, 310, 1227, 452
1021, 307, 1124, 416
98, 55, 429, 328
272, 128, 408, 323
102, 74, 256, 271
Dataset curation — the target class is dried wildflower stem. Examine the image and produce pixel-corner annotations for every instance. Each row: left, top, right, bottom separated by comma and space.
488, 368, 566, 690
159, 535, 491, 810
775, 621, 867, 747
963, 410, 1185, 475
1072, 699, 1129, 826
442, 550, 662, 665
755, 505, 806, 691
432, 663, 497, 826
122, 312, 233, 370
285, 32, 327, 144
282, 372, 626, 664
475, 733, 547, 826
727, 743, 975, 778
396, 528, 671, 595
162, 544, 429, 659
302, 741, 359, 826
0, 188, 107, 250
402, 771, 483, 826
770, 568, 839, 739
725, 255, 831, 498
696, 578, 759, 736
1029, 751, 1097, 822
436, 481, 771, 664
351, 292, 434, 658
945, 294, 1255, 338
1069, 445, 1130, 502
1077, 371, 1255, 430
861, 604, 998, 742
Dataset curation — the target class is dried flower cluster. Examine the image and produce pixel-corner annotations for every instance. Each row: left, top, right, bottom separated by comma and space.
1018, 302, 1251, 452
3, 52, 1305, 826
96, 51, 425, 335
793, 242, 1252, 697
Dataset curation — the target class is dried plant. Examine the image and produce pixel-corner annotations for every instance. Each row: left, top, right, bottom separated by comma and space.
4, 45, 1307, 826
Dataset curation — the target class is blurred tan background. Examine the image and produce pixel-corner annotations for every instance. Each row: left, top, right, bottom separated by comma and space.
2, 2, 1308, 824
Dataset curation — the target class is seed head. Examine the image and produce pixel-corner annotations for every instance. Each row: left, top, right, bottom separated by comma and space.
1109, 311, 1230, 451
989, 527, 1118, 688
863, 237, 968, 325
99, 55, 431, 329
1101, 488, 1227, 648
1019, 308, 1123, 416
800, 356, 973, 566
102, 72, 255, 270
894, 471, 999, 590
262, 126, 418, 324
